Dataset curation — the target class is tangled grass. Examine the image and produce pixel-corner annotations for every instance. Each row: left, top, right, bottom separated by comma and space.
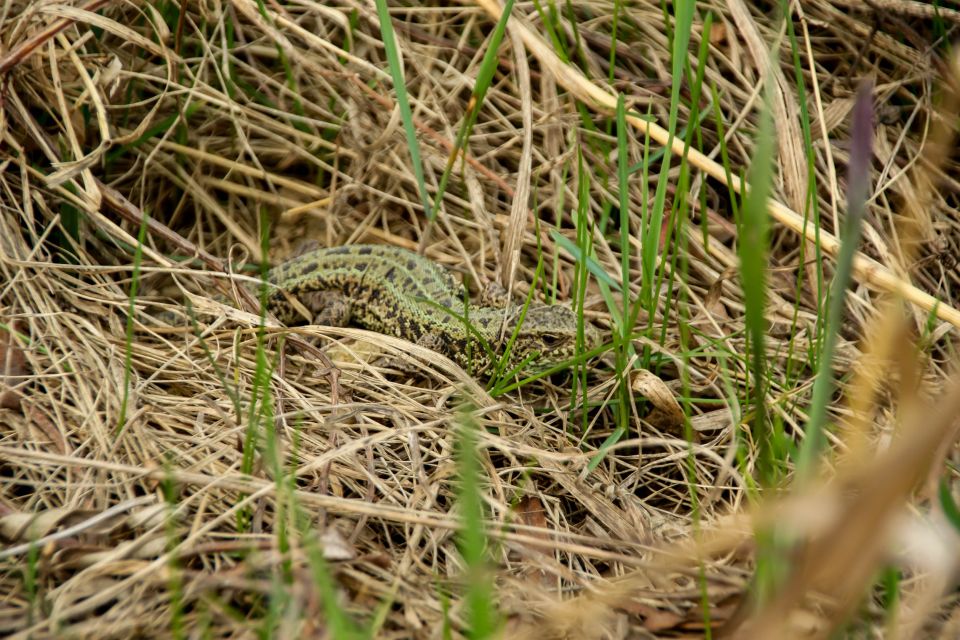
2, 0, 960, 637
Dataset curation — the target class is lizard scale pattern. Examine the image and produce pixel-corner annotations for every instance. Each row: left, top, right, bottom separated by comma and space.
263, 244, 599, 373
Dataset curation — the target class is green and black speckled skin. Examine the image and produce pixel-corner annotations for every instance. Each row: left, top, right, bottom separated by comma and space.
264, 244, 599, 373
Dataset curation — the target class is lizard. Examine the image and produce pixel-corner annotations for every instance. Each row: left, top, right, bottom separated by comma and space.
255, 244, 601, 374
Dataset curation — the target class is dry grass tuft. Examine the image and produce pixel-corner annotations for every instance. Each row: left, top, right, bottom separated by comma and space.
1, 1, 960, 637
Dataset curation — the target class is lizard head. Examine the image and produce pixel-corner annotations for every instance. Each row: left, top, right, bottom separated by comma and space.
502, 304, 601, 373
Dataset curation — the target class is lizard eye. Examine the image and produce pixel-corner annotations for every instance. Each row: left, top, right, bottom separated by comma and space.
540, 333, 563, 347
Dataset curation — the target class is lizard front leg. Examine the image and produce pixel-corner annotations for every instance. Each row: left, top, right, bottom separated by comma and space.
480, 281, 512, 308
271, 289, 353, 326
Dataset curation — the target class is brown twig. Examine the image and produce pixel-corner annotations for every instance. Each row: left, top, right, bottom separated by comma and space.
0, 0, 113, 76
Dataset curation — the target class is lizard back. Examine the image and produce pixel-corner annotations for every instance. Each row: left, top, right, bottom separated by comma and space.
263, 244, 597, 373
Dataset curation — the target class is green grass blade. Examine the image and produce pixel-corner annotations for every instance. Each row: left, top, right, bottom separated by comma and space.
796, 81, 874, 479
608, 0, 623, 84
641, 0, 694, 310
549, 233, 621, 291
455, 409, 500, 638
374, 0, 433, 220
162, 461, 185, 640
739, 87, 776, 485
116, 205, 151, 436
616, 94, 631, 345
939, 477, 960, 532
572, 144, 594, 435
433, 0, 515, 212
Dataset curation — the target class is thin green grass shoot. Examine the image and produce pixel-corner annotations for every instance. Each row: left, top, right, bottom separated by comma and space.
432, 0, 516, 213
105, 102, 203, 167
533, 0, 615, 231
487, 254, 546, 385
639, 0, 694, 316
878, 565, 902, 630
162, 460, 185, 640
374, 0, 433, 220
116, 204, 151, 435
679, 13, 714, 635
454, 408, 500, 639
795, 81, 874, 481
608, 0, 623, 84
23, 538, 40, 627
737, 86, 776, 487
241, 218, 365, 637
655, 9, 711, 356
296, 464, 366, 638
572, 143, 595, 437
587, 94, 636, 470
251, 0, 309, 131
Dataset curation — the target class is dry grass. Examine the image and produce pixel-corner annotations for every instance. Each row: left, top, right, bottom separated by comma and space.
2, 0, 960, 638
